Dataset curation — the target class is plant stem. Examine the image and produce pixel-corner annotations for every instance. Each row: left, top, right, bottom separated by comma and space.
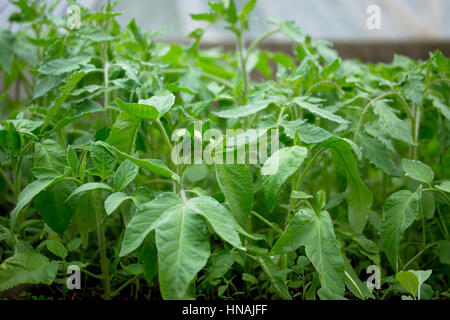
93, 190, 111, 299
236, 32, 248, 98
411, 103, 421, 160
402, 242, 437, 270
13, 142, 32, 201
0, 167, 14, 192
12, 162, 20, 202
156, 118, 173, 153
250, 211, 282, 234
103, 60, 111, 127
353, 91, 414, 142
294, 147, 325, 191
420, 199, 426, 249
80, 268, 104, 281
156, 118, 179, 192
111, 274, 141, 298
305, 80, 342, 95
202, 72, 234, 89
382, 241, 438, 299
353, 92, 394, 141
436, 205, 449, 239
244, 28, 280, 65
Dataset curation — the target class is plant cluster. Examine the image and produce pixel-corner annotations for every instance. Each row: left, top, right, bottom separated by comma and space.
0, 0, 449, 300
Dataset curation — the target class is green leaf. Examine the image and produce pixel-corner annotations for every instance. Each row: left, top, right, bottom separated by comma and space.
71, 84, 104, 97
374, 101, 414, 145
353, 234, 380, 265
396, 271, 418, 298
6, 122, 21, 155
293, 97, 348, 124
67, 145, 78, 177
317, 287, 347, 300
73, 193, 96, 246
215, 164, 254, 228
0, 28, 14, 73
343, 257, 375, 299
257, 255, 292, 300
322, 59, 340, 78
239, 0, 257, 22
212, 100, 271, 118
437, 240, 450, 264
90, 143, 117, 180
272, 209, 345, 296
209, 251, 235, 279
104, 192, 133, 215
31, 167, 61, 179
137, 235, 158, 284
402, 159, 434, 185
65, 182, 113, 203
77, 27, 117, 42
120, 193, 181, 257
433, 50, 448, 73
34, 139, 66, 173
281, 119, 332, 144
429, 95, 450, 120
43, 240, 68, 259
115, 94, 175, 119
112, 78, 139, 91
37, 56, 90, 76
0, 252, 58, 292
35, 180, 78, 234
190, 13, 215, 23
32, 75, 65, 100
156, 202, 210, 299
403, 71, 424, 105
0, 124, 5, 147
106, 111, 141, 154
114, 160, 139, 192
127, 19, 147, 48
278, 20, 304, 43
381, 189, 422, 271
261, 146, 308, 211
138, 94, 175, 118
360, 134, 398, 176
290, 191, 313, 200
421, 190, 435, 219
179, 68, 202, 102
321, 137, 373, 233
10, 176, 64, 229
67, 238, 82, 252
396, 270, 432, 299
189, 196, 243, 249
98, 141, 180, 182
435, 181, 450, 193
42, 72, 86, 130
51, 99, 104, 133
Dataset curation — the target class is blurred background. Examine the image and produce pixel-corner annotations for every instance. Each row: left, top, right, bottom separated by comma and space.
1, 0, 450, 61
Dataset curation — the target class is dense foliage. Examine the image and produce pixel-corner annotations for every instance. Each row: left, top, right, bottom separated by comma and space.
0, 0, 449, 300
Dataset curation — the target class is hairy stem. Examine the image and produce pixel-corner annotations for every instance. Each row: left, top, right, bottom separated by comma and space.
411, 103, 421, 160
237, 32, 248, 98
93, 190, 111, 299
